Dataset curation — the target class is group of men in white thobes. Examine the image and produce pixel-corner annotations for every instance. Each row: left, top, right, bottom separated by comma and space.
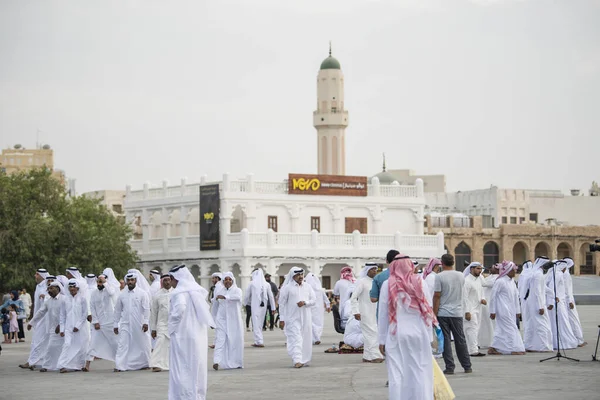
19, 266, 177, 375
441, 256, 586, 358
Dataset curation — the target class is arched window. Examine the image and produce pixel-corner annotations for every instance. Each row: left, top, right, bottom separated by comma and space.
512, 242, 528, 266
454, 242, 472, 272
534, 242, 550, 259
483, 241, 499, 268
557, 243, 571, 260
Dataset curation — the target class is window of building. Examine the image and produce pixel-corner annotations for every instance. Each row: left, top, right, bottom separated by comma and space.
112, 204, 123, 214
345, 217, 367, 234
321, 276, 331, 289
519, 217, 525, 224
529, 213, 538, 223
311, 216, 320, 232
501, 216, 507, 224
510, 217, 517, 224
268, 216, 278, 232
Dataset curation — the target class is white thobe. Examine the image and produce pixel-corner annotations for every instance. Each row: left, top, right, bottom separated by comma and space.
334, 279, 353, 319
57, 293, 90, 370
113, 287, 151, 370
490, 276, 525, 354
351, 276, 382, 361
563, 271, 585, 345
245, 281, 276, 345
88, 286, 118, 362
545, 269, 579, 350
27, 281, 49, 366
463, 274, 484, 355
20, 292, 32, 317
169, 290, 211, 400
343, 299, 363, 348
423, 273, 436, 307
478, 274, 497, 348
522, 271, 553, 352
150, 287, 172, 370
150, 280, 161, 298
213, 286, 244, 369
30, 294, 64, 371
311, 288, 330, 343
279, 281, 316, 365
378, 280, 433, 400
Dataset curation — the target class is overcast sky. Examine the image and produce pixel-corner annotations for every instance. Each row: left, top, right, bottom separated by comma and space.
1, 0, 599, 194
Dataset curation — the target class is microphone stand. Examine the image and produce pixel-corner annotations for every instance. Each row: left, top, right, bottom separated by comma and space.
540, 263, 578, 363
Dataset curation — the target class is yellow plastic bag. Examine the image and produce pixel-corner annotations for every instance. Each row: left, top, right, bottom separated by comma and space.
433, 358, 456, 400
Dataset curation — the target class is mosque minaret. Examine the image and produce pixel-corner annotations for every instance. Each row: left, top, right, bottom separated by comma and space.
313, 44, 348, 176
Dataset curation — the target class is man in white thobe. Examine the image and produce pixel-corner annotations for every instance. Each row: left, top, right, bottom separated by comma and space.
20, 269, 50, 369
521, 257, 553, 352
20, 289, 32, 320
545, 260, 579, 350
278, 267, 316, 368
351, 263, 383, 362
305, 273, 331, 345
168, 265, 215, 400
246, 268, 276, 348
343, 294, 363, 349
334, 266, 356, 321
489, 262, 525, 355
113, 273, 152, 371
208, 272, 223, 348
562, 257, 586, 346
57, 279, 90, 372
213, 272, 244, 370
478, 264, 498, 349
149, 269, 162, 298
150, 274, 172, 372
463, 262, 487, 357
28, 281, 64, 372
85, 274, 119, 371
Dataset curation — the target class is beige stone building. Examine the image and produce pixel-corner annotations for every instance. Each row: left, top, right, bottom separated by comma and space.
425, 215, 600, 276
1, 144, 65, 182
82, 190, 126, 218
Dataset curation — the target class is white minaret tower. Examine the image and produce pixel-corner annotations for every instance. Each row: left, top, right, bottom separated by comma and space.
314, 43, 348, 176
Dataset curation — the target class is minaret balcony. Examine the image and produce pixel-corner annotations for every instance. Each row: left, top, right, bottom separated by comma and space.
313, 110, 349, 127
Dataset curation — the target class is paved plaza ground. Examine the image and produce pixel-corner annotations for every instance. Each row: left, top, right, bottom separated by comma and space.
1, 305, 598, 400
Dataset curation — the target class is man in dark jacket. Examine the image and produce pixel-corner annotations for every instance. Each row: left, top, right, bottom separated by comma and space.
263, 274, 279, 331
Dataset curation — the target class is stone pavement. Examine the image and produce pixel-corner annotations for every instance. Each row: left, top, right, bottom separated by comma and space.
1, 307, 599, 400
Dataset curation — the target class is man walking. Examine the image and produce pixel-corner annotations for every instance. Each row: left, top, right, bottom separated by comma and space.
351, 263, 383, 362
85, 274, 119, 371
168, 265, 215, 400
28, 281, 64, 372
113, 273, 152, 372
433, 254, 472, 374
213, 272, 244, 370
463, 262, 486, 357
150, 274, 172, 372
57, 279, 90, 373
246, 268, 275, 348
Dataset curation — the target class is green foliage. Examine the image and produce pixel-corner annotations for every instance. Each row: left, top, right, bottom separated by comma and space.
0, 168, 137, 292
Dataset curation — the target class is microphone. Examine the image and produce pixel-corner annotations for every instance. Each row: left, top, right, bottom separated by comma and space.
542, 260, 556, 271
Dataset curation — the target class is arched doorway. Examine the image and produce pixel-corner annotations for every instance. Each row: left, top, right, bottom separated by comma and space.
557, 242, 572, 260
190, 264, 200, 282
454, 242, 471, 272
483, 241, 500, 269
580, 243, 597, 275
534, 242, 550, 259
512, 242, 528, 266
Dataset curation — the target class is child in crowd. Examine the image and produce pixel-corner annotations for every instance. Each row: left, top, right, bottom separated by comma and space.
1, 308, 10, 343
8, 305, 19, 343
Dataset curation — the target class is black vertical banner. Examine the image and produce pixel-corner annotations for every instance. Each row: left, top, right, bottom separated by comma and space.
199, 184, 220, 250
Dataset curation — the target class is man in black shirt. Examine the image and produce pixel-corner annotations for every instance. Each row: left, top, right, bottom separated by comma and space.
263, 274, 279, 331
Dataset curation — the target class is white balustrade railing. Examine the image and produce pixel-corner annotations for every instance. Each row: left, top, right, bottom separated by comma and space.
375, 185, 418, 198
130, 240, 143, 252
149, 239, 163, 253
273, 233, 312, 247
319, 233, 353, 248
168, 237, 181, 252
186, 236, 199, 250
254, 181, 288, 194
361, 234, 395, 248
248, 232, 268, 247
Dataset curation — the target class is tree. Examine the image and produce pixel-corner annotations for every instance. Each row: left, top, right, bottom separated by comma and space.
0, 168, 138, 293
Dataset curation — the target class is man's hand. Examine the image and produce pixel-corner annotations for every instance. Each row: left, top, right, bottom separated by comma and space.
60, 332, 65, 337
517, 314, 521, 321
569, 302, 574, 310
151, 330, 157, 339
379, 344, 385, 356
55, 325, 60, 334
142, 324, 148, 332
555, 297, 560, 303
114, 328, 119, 335
73, 327, 79, 333
279, 321, 285, 330
539, 308, 545, 316
481, 299, 487, 305
354, 314, 361, 321
87, 315, 92, 322
39, 294, 46, 300
27, 324, 32, 331
94, 323, 100, 330
297, 301, 305, 308
490, 313, 496, 320
465, 312, 471, 322
548, 305, 554, 310
326, 307, 331, 313
216, 295, 226, 300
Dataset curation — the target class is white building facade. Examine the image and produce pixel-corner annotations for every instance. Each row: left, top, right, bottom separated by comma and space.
124, 175, 444, 291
